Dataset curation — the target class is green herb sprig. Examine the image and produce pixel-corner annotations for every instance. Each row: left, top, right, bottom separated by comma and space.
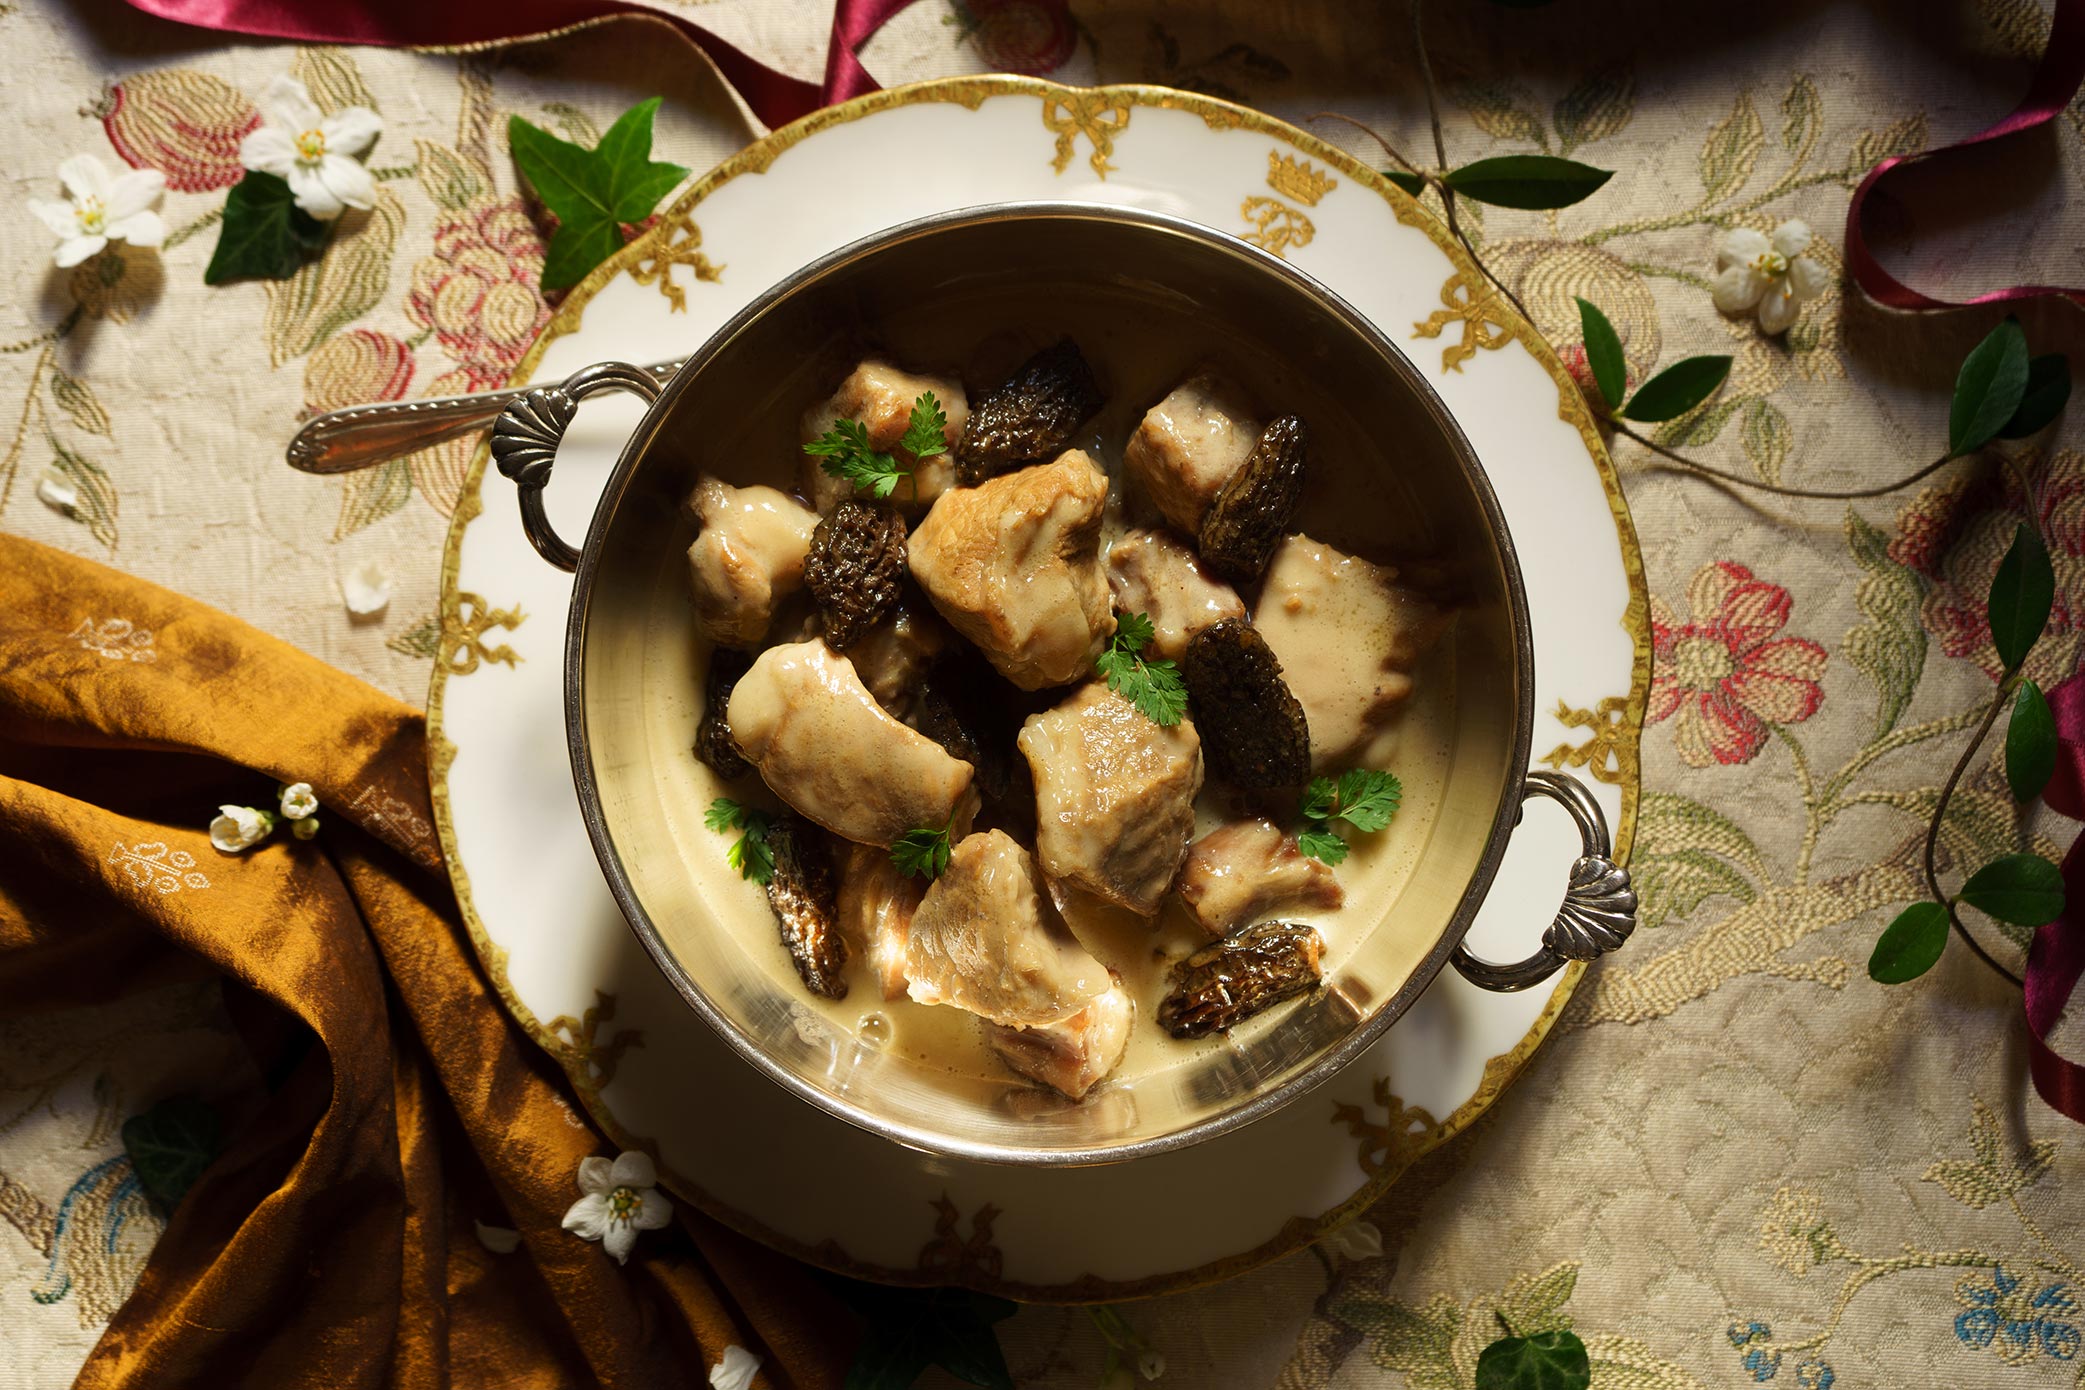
1094, 612, 1188, 726
803, 391, 948, 500
1298, 768, 1403, 866
705, 797, 775, 885
891, 817, 955, 881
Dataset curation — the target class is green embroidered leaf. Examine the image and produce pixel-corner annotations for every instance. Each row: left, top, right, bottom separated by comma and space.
1651, 396, 1742, 450
1634, 792, 1769, 879
413, 138, 487, 212
509, 97, 689, 292
49, 369, 111, 435
205, 170, 328, 285
1868, 900, 1948, 983
1632, 848, 1758, 930
1495, 1262, 1580, 1338
1780, 75, 1822, 154
1384, 169, 1427, 197
1850, 112, 1929, 173
1858, 783, 2023, 877
837, 1284, 1016, 1390
1698, 91, 1763, 203
1553, 66, 1634, 155
264, 186, 404, 367
1741, 397, 1792, 485
1451, 81, 1549, 150
1327, 1288, 1461, 1387
122, 1096, 221, 1213
1574, 297, 1625, 411
335, 458, 412, 539
2006, 678, 2057, 803
1475, 1329, 1591, 1390
1948, 317, 2030, 457
1619, 355, 1732, 422
1843, 508, 1927, 738
1442, 155, 1612, 209
46, 435, 119, 549
1959, 852, 2065, 926
1987, 521, 2053, 671
1922, 1097, 2055, 1208
1997, 354, 2070, 439
386, 611, 444, 659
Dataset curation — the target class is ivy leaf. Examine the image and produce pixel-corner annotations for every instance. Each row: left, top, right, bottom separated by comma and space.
1948, 317, 2030, 457
1574, 297, 1625, 411
1869, 900, 1949, 983
2006, 678, 2057, 803
508, 97, 689, 292
1475, 1329, 1591, 1390
1959, 853, 2066, 926
1619, 355, 1732, 422
838, 1284, 1017, 1390
204, 171, 328, 285
1441, 155, 1613, 209
122, 1096, 221, 1213
1997, 354, 2071, 440
1987, 522, 2054, 672
1384, 169, 1427, 197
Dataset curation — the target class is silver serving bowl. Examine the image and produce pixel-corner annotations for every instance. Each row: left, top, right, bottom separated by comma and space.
471, 203, 1634, 1166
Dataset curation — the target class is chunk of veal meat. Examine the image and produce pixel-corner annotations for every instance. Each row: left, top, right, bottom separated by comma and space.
845, 593, 954, 719
1176, 818, 1345, 936
1122, 372, 1260, 534
1253, 535, 1452, 770
906, 449, 1115, 690
727, 639, 978, 846
1105, 527, 1246, 661
684, 477, 819, 648
799, 358, 969, 514
985, 979, 1133, 1100
905, 830, 1110, 1027
834, 842, 918, 1001
1017, 683, 1203, 916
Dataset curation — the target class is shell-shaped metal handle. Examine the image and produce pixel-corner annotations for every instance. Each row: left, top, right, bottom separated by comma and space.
1452, 768, 1637, 993
490, 361, 665, 572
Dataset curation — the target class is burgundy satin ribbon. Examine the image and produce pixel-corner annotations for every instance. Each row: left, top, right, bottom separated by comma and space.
120, 0, 925, 130
1844, 0, 2085, 309
2029, 670, 2085, 1124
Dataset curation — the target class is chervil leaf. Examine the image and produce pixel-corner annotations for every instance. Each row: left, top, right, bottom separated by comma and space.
508, 97, 690, 292
1298, 828, 1349, 865
205, 171, 328, 284
898, 391, 950, 460
805, 417, 907, 499
707, 797, 774, 884
1095, 613, 1186, 726
1332, 769, 1403, 832
1300, 775, 1336, 823
704, 796, 746, 833
891, 823, 953, 880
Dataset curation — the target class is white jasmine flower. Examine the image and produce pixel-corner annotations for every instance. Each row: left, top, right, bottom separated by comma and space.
1323, 1218, 1383, 1262
342, 560, 390, 618
474, 1220, 521, 1254
290, 816, 320, 841
28, 155, 167, 269
210, 804, 275, 853
709, 1345, 760, 1390
36, 471, 78, 514
1712, 219, 1829, 335
1137, 1349, 1166, 1381
239, 75, 382, 221
279, 782, 319, 820
562, 1149, 672, 1265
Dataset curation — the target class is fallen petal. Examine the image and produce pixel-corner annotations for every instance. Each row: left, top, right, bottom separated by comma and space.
474, 1220, 521, 1254
343, 561, 390, 617
36, 471, 78, 514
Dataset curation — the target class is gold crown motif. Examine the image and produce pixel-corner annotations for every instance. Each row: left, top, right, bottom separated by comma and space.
1266, 153, 1336, 207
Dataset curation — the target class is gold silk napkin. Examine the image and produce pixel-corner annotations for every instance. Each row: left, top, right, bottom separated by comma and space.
0, 534, 852, 1390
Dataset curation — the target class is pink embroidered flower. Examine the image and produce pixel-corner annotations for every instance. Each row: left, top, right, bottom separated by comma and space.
1889, 450, 2085, 685
405, 197, 554, 390
957, 0, 1079, 75
93, 69, 261, 193
1649, 561, 1828, 767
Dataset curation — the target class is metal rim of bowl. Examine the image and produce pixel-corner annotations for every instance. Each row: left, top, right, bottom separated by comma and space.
561, 200, 1538, 1167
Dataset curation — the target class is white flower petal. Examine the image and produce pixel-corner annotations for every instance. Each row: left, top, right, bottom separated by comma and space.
36, 471, 77, 514
280, 782, 319, 819
576, 1156, 615, 1196
107, 210, 166, 249
58, 154, 111, 202
317, 155, 375, 213
629, 1187, 673, 1231
1137, 1349, 1166, 1381
322, 106, 383, 159
1717, 226, 1770, 268
260, 75, 324, 136
342, 561, 390, 617
286, 164, 345, 221
601, 1218, 638, 1265
1325, 1218, 1384, 1261
28, 198, 79, 239
210, 805, 271, 853
710, 1345, 761, 1390
1786, 256, 1831, 301
474, 1220, 522, 1254
1756, 283, 1801, 335
240, 126, 297, 178
608, 1150, 656, 1191
1712, 263, 1766, 313
54, 234, 106, 269
104, 169, 165, 222
1770, 218, 1813, 258
562, 1191, 610, 1241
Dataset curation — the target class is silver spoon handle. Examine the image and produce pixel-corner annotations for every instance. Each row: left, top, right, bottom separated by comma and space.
284, 359, 683, 474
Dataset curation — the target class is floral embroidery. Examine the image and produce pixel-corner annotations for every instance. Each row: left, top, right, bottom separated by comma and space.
405, 196, 554, 390
92, 68, 261, 192
951, 0, 1080, 76
1953, 1266, 2081, 1365
68, 617, 156, 662
107, 843, 210, 894
1649, 561, 1826, 767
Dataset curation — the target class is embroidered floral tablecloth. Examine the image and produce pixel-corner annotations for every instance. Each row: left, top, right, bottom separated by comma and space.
3, 1, 2082, 1386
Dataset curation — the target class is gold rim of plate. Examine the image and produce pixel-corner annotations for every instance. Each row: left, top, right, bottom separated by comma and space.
425, 74, 1653, 1302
